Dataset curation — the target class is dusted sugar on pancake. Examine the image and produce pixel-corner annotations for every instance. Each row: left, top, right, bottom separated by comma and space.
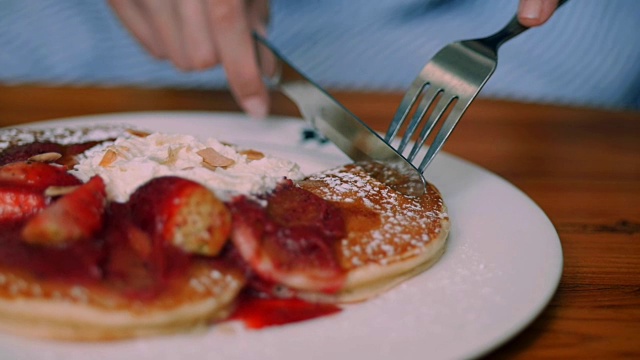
306, 164, 448, 266
0, 125, 130, 151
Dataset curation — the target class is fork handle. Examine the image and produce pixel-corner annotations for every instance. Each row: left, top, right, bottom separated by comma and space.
478, 0, 570, 51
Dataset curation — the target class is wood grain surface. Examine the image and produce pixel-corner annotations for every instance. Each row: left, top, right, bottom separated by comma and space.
1, 85, 639, 358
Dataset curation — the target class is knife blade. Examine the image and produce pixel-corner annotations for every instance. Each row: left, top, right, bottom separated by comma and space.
254, 34, 426, 196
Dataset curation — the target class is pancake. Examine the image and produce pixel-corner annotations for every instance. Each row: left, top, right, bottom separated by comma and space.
0, 262, 244, 341
296, 163, 449, 303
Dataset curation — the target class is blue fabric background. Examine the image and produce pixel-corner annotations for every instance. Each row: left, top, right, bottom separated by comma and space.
1, 0, 639, 109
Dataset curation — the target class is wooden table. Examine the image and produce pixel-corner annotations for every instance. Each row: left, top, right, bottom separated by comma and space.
1, 85, 639, 358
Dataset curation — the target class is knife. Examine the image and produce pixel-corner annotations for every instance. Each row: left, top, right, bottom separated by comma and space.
254, 34, 426, 196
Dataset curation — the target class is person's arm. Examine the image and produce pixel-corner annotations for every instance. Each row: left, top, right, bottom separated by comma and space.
518, 0, 561, 27
108, 0, 270, 119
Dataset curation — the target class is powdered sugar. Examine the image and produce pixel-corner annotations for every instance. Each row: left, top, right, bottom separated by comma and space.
304, 164, 448, 268
0, 125, 131, 151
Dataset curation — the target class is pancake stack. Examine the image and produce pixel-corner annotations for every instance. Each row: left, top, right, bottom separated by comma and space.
0, 126, 449, 340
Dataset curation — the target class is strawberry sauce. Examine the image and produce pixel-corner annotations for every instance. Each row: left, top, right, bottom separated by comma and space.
0, 225, 103, 283
230, 291, 341, 329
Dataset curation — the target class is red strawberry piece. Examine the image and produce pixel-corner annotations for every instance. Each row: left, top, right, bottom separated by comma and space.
128, 176, 231, 256
0, 187, 47, 224
229, 182, 346, 293
21, 176, 107, 246
0, 161, 81, 191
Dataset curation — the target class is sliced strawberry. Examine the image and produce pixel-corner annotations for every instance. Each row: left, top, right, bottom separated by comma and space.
0, 187, 47, 224
0, 161, 81, 190
21, 176, 107, 246
229, 183, 346, 293
128, 176, 231, 256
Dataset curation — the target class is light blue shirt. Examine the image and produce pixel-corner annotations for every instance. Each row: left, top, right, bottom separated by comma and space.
1, 0, 638, 110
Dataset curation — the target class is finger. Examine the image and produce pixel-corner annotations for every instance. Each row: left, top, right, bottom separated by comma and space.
518, 0, 560, 27
247, 0, 270, 34
208, 0, 269, 118
248, 0, 276, 78
108, 0, 166, 58
177, 0, 218, 70
138, 0, 190, 69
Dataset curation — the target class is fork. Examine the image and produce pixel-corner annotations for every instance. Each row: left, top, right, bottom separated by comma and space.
385, 0, 568, 173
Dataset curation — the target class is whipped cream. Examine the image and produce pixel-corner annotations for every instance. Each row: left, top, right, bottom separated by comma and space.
72, 132, 304, 202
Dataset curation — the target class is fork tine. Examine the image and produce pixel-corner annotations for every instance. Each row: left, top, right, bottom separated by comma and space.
416, 100, 467, 172
395, 85, 440, 154
406, 92, 456, 162
384, 79, 427, 142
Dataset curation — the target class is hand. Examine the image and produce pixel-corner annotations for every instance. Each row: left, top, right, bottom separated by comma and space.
517, 0, 561, 27
108, 0, 270, 118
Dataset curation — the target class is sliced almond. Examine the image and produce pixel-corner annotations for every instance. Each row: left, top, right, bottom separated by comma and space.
99, 149, 118, 167
126, 129, 151, 138
161, 146, 183, 166
197, 147, 235, 169
201, 162, 220, 171
28, 152, 62, 163
239, 149, 265, 161
44, 185, 80, 197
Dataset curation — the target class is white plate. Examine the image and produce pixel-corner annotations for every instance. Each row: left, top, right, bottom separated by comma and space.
2, 112, 562, 360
